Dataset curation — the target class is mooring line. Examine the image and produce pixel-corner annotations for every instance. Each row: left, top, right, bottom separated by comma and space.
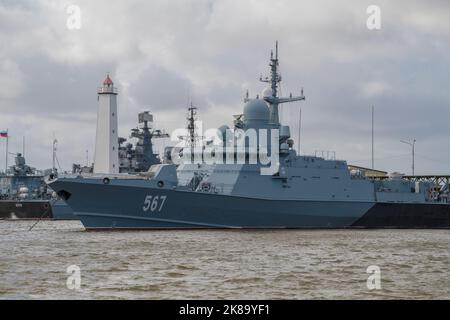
28, 204, 51, 231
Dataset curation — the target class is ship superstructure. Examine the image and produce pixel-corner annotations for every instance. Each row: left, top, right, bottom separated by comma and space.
119, 111, 169, 173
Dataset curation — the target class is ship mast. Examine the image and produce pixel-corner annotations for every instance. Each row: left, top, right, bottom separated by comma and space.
52, 138, 58, 175
130, 111, 169, 172
260, 41, 306, 126
187, 105, 198, 162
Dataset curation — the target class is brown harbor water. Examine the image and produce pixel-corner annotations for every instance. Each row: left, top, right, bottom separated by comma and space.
0, 220, 448, 299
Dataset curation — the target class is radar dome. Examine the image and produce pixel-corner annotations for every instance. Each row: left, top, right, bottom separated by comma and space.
262, 87, 273, 98
243, 99, 270, 122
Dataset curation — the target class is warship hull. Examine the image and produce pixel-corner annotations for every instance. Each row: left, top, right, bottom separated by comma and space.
49, 178, 450, 230
0, 199, 77, 220
51, 199, 78, 220
0, 200, 53, 220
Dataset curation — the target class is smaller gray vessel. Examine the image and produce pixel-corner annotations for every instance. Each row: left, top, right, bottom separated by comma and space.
0, 153, 57, 219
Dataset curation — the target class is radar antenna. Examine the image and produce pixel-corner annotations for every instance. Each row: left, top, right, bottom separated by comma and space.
259, 41, 306, 125
129, 111, 169, 172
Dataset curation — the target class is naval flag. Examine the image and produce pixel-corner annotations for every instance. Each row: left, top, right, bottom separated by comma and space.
0, 131, 8, 138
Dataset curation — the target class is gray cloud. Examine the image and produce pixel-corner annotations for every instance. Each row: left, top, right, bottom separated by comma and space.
129, 64, 202, 112
8, 55, 113, 115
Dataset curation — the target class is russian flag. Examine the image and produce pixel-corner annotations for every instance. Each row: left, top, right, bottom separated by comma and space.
0, 131, 8, 138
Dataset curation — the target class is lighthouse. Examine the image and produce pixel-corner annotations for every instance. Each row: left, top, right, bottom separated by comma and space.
94, 74, 119, 174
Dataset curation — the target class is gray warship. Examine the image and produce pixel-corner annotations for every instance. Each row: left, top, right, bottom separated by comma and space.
0, 153, 62, 219
48, 43, 450, 230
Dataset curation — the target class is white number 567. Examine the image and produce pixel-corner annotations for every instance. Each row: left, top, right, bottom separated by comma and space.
143, 195, 167, 213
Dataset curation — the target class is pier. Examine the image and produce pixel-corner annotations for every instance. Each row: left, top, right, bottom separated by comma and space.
348, 165, 450, 190
401, 175, 450, 190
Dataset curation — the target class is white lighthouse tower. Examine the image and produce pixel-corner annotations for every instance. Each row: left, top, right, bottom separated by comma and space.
94, 74, 119, 174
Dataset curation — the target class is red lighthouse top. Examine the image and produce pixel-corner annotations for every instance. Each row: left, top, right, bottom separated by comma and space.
103, 74, 113, 85
98, 73, 118, 94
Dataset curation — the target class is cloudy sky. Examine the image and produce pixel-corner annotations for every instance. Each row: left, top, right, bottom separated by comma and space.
1, 0, 449, 174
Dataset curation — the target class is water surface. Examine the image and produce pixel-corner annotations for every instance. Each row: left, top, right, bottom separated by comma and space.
0, 221, 448, 299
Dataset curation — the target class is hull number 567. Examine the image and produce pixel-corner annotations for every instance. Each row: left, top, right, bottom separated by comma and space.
143, 195, 167, 213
